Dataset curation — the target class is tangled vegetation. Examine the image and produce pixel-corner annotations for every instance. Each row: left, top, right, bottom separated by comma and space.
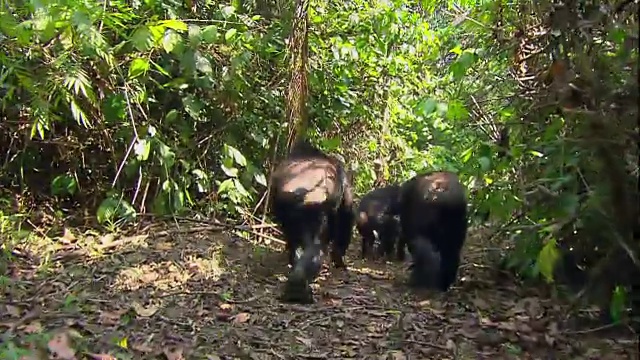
0, 0, 637, 358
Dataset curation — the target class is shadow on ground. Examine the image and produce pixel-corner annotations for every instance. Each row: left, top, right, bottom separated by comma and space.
0, 222, 636, 359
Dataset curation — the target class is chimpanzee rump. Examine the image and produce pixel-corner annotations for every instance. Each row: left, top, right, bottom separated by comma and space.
394, 171, 468, 291
269, 140, 354, 303
355, 185, 402, 260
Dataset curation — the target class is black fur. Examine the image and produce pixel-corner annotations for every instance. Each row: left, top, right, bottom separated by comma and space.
270, 140, 354, 303
394, 171, 468, 291
355, 185, 402, 260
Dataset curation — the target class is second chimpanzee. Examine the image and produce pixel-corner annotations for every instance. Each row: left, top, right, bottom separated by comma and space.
269, 140, 354, 303
355, 185, 402, 260
394, 171, 468, 292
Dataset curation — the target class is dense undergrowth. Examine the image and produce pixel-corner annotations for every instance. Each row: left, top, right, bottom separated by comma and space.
0, 0, 638, 341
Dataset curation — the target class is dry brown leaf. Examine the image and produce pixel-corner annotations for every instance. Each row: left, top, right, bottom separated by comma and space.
99, 311, 124, 325
132, 302, 159, 317
5, 305, 21, 317
47, 332, 77, 360
232, 312, 250, 324
132, 342, 154, 353
87, 353, 117, 360
219, 303, 232, 310
21, 321, 42, 333
60, 228, 77, 244
296, 336, 313, 347
472, 297, 490, 310
164, 346, 185, 360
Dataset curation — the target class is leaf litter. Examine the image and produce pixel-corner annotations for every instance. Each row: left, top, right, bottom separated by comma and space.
0, 223, 636, 359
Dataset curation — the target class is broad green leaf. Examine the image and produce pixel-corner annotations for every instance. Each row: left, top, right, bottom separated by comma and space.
218, 178, 235, 194
254, 172, 267, 187
128, 58, 150, 79
194, 51, 213, 74
96, 197, 136, 225
225, 144, 247, 167
51, 174, 78, 196
417, 98, 437, 117
478, 156, 491, 172
201, 25, 219, 43
134, 139, 151, 161
188, 24, 201, 46
461, 147, 473, 163
233, 178, 250, 197
162, 30, 182, 53
225, 28, 237, 41
131, 26, 153, 51
536, 238, 560, 283
159, 19, 188, 31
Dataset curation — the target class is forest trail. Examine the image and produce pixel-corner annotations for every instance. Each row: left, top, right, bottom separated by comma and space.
1, 222, 635, 359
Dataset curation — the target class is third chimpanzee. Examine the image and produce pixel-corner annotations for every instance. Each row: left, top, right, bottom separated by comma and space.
355, 185, 402, 260
269, 139, 354, 303
394, 171, 468, 291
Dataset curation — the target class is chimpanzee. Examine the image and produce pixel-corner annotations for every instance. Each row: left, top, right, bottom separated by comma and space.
355, 185, 402, 260
269, 139, 354, 303
393, 171, 468, 291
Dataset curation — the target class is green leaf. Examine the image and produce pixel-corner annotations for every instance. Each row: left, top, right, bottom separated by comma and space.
417, 98, 437, 117
201, 25, 219, 43
478, 156, 491, 172
128, 58, 150, 79
51, 174, 78, 196
156, 141, 176, 168
159, 19, 188, 31
225, 28, 237, 42
609, 286, 626, 323
162, 30, 182, 53
103, 93, 127, 123
254, 172, 267, 187
225, 144, 247, 167
194, 51, 213, 74
134, 139, 151, 161
131, 26, 154, 51
461, 147, 473, 163
188, 24, 201, 45
96, 197, 136, 225
233, 178, 250, 197
536, 238, 560, 283
218, 178, 235, 194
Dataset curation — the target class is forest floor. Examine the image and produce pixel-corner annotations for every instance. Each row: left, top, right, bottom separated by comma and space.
0, 221, 636, 360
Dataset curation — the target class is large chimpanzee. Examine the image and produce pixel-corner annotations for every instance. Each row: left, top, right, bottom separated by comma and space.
355, 185, 402, 260
393, 171, 468, 291
269, 140, 355, 303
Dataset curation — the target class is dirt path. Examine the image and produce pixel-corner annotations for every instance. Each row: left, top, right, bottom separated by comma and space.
0, 223, 635, 359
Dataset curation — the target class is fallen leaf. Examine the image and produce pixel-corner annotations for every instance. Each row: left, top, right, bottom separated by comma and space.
472, 297, 490, 310
296, 336, 313, 347
132, 342, 154, 353
233, 312, 250, 324
99, 311, 124, 325
21, 321, 42, 333
47, 332, 77, 360
132, 302, 159, 317
164, 346, 185, 360
219, 303, 232, 310
388, 350, 407, 360
60, 228, 77, 244
87, 353, 117, 360
5, 305, 21, 317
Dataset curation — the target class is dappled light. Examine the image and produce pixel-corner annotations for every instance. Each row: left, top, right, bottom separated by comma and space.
0, 0, 638, 358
